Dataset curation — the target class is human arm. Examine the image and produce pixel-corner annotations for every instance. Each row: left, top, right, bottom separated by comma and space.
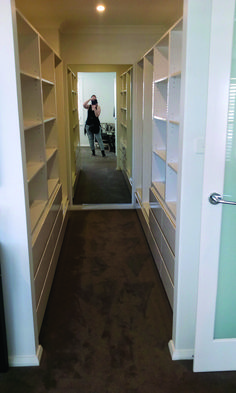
92, 104, 101, 117
83, 98, 91, 109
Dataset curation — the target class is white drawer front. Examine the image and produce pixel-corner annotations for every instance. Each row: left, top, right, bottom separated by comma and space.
149, 210, 162, 252
160, 261, 174, 309
162, 210, 175, 254
162, 235, 175, 283
34, 227, 55, 306
34, 207, 63, 306
33, 185, 62, 274
149, 188, 162, 227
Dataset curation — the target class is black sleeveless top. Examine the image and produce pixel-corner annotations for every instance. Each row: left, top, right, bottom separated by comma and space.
86, 105, 100, 127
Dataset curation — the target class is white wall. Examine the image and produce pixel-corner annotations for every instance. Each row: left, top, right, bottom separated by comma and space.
78, 72, 116, 146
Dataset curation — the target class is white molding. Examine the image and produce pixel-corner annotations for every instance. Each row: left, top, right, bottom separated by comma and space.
9, 345, 43, 367
168, 340, 194, 360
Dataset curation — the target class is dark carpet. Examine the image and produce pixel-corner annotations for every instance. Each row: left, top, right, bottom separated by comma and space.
73, 147, 131, 204
1, 210, 236, 392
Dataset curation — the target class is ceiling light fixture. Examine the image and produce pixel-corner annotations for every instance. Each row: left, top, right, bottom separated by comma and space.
96, 4, 105, 12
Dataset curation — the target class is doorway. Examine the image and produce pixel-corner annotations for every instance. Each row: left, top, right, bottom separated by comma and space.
73, 71, 132, 206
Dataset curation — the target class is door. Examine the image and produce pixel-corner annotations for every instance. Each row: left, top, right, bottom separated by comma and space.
194, 0, 236, 372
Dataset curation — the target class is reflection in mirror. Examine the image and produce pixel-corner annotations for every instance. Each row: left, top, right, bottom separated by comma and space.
71, 71, 132, 205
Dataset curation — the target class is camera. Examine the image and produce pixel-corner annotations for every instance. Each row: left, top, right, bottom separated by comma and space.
91, 99, 98, 105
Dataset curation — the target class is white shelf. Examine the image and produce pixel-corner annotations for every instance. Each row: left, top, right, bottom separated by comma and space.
153, 76, 168, 84
30, 200, 47, 232
168, 162, 178, 172
20, 71, 40, 81
24, 119, 42, 130
152, 181, 165, 201
170, 71, 181, 78
27, 162, 45, 182
46, 148, 57, 162
153, 149, 166, 161
42, 78, 55, 86
166, 201, 177, 219
44, 116, 56, 123
48, 178, 59, 198
153, 115, 167, 122
143, 202, 150, 218
169, 119, 180, 125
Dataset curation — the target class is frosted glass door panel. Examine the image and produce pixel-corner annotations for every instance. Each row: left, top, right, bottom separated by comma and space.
214, 25, 236, 338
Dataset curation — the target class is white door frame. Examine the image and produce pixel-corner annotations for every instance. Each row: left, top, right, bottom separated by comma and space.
194, 0, 236, 372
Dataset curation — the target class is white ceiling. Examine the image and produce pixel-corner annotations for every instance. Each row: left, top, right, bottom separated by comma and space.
15, 0, 183, 32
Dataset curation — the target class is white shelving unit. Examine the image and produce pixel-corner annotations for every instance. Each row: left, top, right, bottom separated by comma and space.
134, 59, 144, 202
0, 6, 68, 366
152, 19, 183, 221
17, 10, 62, 234
16, 9, 66, 331
135, 18, 183, 310
134, 1, 216, 364
119, 69, 132, 190
67, 67, 80, 199
150, 19, 183, 307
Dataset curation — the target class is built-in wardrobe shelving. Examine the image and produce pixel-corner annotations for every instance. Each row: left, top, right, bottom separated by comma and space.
17, 10, 61, 233
119, 68, 133, 189
134, 2, 220, 364
135, 48, 154, 218
135, 18, 183, 310
152, 19, 182, 220
67, 67, 80, 198
1, 8, 68, 366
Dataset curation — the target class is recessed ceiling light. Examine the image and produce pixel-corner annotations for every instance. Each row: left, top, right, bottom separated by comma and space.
96, 5, 105, 12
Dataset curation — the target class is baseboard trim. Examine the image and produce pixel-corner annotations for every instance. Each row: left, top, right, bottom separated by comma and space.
168, 340, 194, 360
9, 345, 43, 367
69, 203, 135, 210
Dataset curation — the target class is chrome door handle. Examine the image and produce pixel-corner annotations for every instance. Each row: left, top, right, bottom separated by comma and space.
209, 192, 236, 205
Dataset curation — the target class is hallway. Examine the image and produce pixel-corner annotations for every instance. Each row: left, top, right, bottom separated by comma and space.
1, 210, 236, 392
73, 147, 131, 204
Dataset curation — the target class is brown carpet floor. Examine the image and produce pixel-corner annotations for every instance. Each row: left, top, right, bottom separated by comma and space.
1, 210, 236, 392
73, 147, 131, 204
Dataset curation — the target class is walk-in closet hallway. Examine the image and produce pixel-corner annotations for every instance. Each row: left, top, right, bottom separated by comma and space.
73, 147, 131, 204
1, 210, 236, 392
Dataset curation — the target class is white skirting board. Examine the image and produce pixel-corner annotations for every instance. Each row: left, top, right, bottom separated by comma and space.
70, 203, 135, 210
9, 345, 43, 367
168, 340, 194, 360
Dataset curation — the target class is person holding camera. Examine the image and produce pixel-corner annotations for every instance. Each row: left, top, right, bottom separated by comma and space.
83, 95, 106, 157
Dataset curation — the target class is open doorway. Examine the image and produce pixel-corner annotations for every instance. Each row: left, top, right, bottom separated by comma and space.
73, 71, 132, 205
78, 72, 117, 153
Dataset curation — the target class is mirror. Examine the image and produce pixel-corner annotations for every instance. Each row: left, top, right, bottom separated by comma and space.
69, 68, 133, 206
